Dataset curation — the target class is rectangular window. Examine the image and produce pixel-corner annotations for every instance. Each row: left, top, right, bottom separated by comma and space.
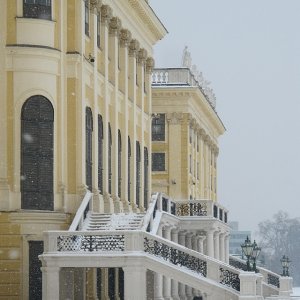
23, 0, 52, 20
97, 13, 101, 48
85, 0, 89, 36
152, 153, 165, 171
152, 114, 165, 141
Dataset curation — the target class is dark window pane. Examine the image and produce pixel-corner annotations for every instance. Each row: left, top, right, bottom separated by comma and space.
23, 0, 52, 20
29, 241, 43, 300
85, 0, 89, 35
98, 115, 103, 193
108, 268, 115, 300
144, 147, 148, 209
136, 141, 141, 207
108, 124, 112, 194
118, 130, 122, 198
128, 137, 131, 202
152, 153, 165, 171
21, 96, 53, 210
152, 114, 165, 141
86, 107, 93, 192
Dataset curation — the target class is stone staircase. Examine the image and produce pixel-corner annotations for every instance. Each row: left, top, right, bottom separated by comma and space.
82, 212, 145, 231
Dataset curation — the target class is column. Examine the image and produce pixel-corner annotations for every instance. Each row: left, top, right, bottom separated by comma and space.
123, 266, 146, 300
214, 231, 220, 260
119, 29, 131, 210
109, 17, 122, 211
154, 226, 163, 299
199, 129, 205, 198
206, 229, 214, 258
137, 49, 147, 210
171, 230, 180, 300
198, 236, 205, 254
225, 234, 230, 263
101, 5, 113, 212
219, 233, 225, 262
128, 39, 139, 210
178, 232, 187, 300
42, 266, 60, 300
163, 226, 172, 299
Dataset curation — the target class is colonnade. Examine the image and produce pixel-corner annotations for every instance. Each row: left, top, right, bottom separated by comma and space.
153, 224, 229, 300
77, 1, 154, 213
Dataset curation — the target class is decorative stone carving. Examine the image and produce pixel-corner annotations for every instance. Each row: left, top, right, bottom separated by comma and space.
109, 17, 122, 35
199, 128, 206, 138
166, 112, 184, 125
119, 29, 132, 47
189, 118, 197, 129
137, 48, 148, 64
146, 57, 155, 73
101, 5, 112, 24
129, 39, 140, 57
181, 46, 192, 68
89, 0, 101, 13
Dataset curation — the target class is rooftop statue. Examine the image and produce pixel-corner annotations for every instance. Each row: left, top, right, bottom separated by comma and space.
181, 46, 192, 68
181, 47, 216, 108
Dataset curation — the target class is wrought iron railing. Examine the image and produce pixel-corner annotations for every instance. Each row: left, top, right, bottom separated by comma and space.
156, 194, 228, 224
144, 237, 207, 277
220, 267, 240, 291
267, 273, 280, 288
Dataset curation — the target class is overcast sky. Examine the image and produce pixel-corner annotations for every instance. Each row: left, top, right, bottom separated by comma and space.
150, 0, 300, 233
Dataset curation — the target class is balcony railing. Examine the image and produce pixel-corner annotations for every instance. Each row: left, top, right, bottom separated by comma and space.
152, 68, 216, 109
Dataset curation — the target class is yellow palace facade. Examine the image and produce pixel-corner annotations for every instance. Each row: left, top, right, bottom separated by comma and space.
0, 0, 166, 298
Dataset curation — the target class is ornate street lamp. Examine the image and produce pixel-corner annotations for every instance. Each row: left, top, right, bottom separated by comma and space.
251, 240, 261, 272
280, 255, 291, 277
241, 236, 254, 271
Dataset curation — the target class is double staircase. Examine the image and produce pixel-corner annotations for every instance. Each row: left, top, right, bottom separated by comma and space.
41, 192, 293, 300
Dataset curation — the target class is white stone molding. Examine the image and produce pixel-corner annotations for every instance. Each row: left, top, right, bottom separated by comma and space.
109, 16, 122, 36
119, 29, 132, 48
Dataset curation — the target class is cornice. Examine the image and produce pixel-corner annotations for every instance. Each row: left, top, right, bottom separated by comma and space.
152, 87, 226, 136
127, 0, 167, 42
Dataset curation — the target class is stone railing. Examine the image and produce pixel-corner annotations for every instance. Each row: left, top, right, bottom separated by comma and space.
69, 191, 93, 231
44, 230, 243, 295
152, 68, 216, 109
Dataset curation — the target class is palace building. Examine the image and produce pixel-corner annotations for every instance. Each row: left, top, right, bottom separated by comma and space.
0, 0, 292, 299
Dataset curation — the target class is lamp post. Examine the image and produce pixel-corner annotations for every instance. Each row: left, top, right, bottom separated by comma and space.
280, 255, 291, 277
241, 236, 254, 271
251, 240, 261, 272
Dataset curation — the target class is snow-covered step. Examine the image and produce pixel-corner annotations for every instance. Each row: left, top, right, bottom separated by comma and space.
83, 212, 145, 231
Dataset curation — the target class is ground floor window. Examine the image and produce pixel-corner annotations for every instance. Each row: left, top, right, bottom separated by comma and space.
152, 153, 165, 171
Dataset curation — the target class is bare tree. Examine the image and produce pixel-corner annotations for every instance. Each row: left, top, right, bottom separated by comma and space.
258, 211, 300, 285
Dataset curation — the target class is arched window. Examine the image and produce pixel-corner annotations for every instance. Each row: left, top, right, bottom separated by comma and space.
86, 107, 93, 192
128, 137, 131, 203
144, 147, 148, 209
98, 115, 103, 194
21, 95, 54, 210
136, 141, 141, 207
118, 130, 122, 198
108, 123, 112, 194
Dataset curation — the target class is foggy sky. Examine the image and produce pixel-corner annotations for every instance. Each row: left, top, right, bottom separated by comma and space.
150, 0, 300, 233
